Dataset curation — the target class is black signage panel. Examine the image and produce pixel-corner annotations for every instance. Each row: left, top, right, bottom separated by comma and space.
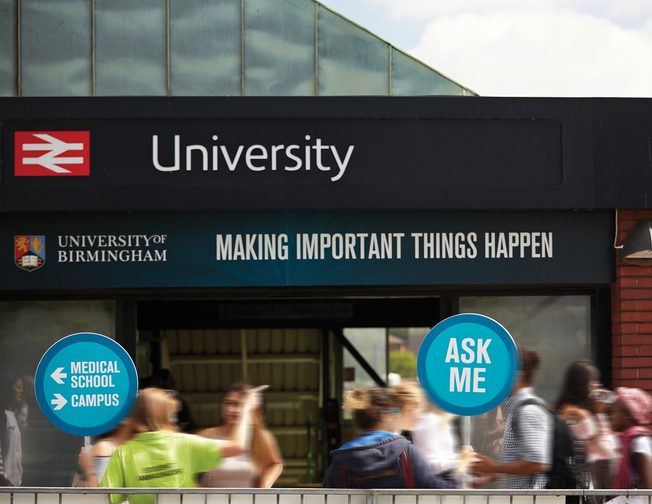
0, 210, 613, 291
2, 117, 561, 189
1, 96, 649, 211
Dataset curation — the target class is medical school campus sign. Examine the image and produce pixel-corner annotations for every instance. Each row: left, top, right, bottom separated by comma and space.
35, 333, 138, 436
418, 314, 519, 416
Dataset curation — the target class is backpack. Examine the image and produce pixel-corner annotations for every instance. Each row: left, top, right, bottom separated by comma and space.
512, 398, 589, 490
337, 448, 414, 488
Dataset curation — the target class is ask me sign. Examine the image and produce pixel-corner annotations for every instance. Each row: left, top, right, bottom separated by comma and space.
417, 314, 518, 416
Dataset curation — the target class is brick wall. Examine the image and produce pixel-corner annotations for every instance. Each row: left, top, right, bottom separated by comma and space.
612, 210, 652, 391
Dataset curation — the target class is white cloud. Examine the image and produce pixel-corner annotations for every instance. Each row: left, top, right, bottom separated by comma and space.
320, 0, 652, 96
409, 8, 652, 96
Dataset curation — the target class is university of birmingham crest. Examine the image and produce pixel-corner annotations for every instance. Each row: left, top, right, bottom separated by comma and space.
15, 235, 46, 272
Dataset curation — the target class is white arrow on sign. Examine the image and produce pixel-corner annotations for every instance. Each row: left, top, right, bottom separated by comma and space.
22, 134, 84, 174
51, 393, 68, 411
50, 367, 67, 384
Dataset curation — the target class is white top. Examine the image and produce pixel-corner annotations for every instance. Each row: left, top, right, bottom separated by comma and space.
15, 403, 28, 431
94, 456, 112, 481
91, 439, 117, 482
3, 411, 22, 486
200, 435, 257, 488
614, 435, 652, 493
589, 413, 617, 462
411, 412, 458, 473
632, 436, 652, 458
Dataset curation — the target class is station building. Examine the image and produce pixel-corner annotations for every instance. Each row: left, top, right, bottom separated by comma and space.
0, 0, 650, 487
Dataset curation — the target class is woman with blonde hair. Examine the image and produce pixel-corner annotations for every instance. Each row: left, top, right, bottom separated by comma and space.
323, 387, 458, 489
101, 386, 263, 504
390, 382, 423, 433
198, 383, 283, 488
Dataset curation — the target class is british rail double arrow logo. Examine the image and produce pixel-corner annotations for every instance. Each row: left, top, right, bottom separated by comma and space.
14, 131, 91, 176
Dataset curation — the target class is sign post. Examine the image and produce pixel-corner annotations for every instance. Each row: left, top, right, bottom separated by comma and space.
35, 332, 138, 436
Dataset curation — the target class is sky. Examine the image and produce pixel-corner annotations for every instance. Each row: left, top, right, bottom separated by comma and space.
319, 0, 652, 97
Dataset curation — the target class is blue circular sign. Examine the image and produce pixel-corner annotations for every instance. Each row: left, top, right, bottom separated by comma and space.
34, 332, 138, 436
417, 313, 518, 416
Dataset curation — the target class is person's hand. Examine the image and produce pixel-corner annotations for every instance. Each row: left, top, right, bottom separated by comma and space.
78, 446, 93, 474
559, 405, 589, 424
243, 385, 269, 411
472, 454, 497, 474
471, 473, 497, 488
457, 445, 478, 473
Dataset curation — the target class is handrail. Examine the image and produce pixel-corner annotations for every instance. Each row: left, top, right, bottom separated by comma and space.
0, 487, 648, 495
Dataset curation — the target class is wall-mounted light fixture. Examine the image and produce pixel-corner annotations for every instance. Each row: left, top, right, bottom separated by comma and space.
623, 220, 652, 260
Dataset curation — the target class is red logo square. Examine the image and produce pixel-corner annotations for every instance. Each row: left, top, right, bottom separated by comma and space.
14, 131, 90, 177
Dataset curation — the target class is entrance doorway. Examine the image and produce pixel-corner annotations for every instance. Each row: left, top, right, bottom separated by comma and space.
136, 297, 441, 485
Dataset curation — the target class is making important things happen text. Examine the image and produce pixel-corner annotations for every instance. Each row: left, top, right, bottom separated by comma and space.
215, 231, 554, 261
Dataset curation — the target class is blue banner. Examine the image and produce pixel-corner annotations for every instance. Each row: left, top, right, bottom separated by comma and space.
0, 211, 613, 289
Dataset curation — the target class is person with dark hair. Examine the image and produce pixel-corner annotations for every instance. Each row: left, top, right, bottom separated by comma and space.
609, 387, 652, 491
322, 387, 458, 489
554, 360, 615, 491
554, 360, 600, 413
198, 383, 283, 488
474, 347, 553, 489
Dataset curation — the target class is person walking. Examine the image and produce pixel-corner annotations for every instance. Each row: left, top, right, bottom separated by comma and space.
0, 375, 24, 486
587, 387, 617, 491
609, 387, 652, 490
101, 386, 264, 504
322, 387, 458, 489
473, 347, 553, 489
391, 381, 461, 476
198, 383, 283, 488
554, 360, 615, 491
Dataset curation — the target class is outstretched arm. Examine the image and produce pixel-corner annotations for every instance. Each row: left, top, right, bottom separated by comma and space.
474, 455, 549, 476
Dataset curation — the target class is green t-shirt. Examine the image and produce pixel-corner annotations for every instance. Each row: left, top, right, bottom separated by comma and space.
100, 431, 222, 504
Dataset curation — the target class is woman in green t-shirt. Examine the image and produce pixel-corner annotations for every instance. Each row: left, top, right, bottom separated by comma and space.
101, 386, 263, 504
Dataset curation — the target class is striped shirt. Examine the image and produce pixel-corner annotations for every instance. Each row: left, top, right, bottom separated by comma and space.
501, 387, 553, 489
